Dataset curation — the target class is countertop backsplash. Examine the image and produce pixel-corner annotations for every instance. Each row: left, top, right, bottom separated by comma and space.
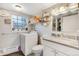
51, 32, 79, 40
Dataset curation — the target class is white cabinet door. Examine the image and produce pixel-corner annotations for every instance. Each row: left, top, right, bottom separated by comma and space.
20, 31, 38, 56
43, 45, 55, 56
25, 31, 38, 55
56, 51, 67, 56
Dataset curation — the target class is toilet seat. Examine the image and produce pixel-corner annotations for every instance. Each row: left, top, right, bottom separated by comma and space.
32, 45, 43, 56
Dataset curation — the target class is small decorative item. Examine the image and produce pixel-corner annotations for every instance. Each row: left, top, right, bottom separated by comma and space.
4, 16, 11, 24
34, 16, 40, 23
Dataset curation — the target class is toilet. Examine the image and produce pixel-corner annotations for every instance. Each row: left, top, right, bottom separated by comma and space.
32, 32, 44, 56
32, 45, 43, 56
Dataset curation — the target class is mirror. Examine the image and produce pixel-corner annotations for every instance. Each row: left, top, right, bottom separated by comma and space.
62, 12, 79, 33
52, 8, 79, 33
52, 16, 62, 32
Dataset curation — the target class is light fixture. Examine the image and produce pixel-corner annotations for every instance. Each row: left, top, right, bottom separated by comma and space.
13, 4, 23, 11
51, 8, 59, 15
59, 6, 66, 12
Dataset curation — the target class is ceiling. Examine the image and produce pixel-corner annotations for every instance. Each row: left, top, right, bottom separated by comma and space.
0, 3, 56, 16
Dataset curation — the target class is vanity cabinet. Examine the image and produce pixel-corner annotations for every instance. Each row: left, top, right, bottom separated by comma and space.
43, 45, 66, 56
43, 39, 79, 56
43, 43, 67, 56
43, 40, 67, 56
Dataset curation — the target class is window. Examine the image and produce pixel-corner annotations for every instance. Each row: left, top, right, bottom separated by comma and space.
12, 15, 27, 31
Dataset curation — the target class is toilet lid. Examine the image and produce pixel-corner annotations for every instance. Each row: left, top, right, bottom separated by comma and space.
32, 45, 43, 50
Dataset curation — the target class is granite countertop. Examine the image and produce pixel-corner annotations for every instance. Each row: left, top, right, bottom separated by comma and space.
43, 35, 79, 50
